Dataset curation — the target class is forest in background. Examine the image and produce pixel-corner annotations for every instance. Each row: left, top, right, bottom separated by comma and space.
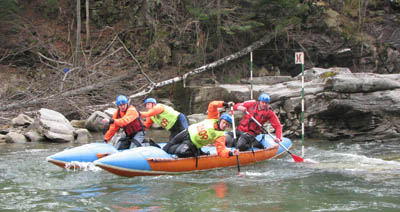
0, 0, 399, 123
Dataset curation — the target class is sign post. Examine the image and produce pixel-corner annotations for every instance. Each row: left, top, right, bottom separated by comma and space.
250, 51, 253, 99
295, 52, 305, 157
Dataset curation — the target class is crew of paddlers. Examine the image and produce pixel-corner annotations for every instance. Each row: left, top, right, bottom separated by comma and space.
101, 93, 283, 159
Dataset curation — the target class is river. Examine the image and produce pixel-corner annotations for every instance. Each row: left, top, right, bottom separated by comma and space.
1, 136, 400, 212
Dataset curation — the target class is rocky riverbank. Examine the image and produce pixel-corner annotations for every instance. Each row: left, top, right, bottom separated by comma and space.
1, 67, 400, 144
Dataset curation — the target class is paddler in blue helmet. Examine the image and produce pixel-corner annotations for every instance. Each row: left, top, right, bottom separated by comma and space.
162, 100, 239, 158
141, 97, 189, 140
102, 95, 146, 150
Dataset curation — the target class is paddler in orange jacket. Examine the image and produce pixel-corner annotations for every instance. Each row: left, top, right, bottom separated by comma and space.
102, 95, 146, 150
162, 100, 239, 158
141, 98, 189, 140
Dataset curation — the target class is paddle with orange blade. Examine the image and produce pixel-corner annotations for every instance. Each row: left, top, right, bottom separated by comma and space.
245, 111, 305, 163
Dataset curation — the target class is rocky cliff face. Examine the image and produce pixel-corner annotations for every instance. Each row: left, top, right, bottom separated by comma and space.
188, 68, 400, 142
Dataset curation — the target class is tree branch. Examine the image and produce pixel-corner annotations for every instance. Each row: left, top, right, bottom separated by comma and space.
129, 33, 277, 99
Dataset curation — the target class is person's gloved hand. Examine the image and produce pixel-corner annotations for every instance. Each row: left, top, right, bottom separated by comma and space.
223, 101, 235, 108
237, 105, 246, 112
101, 118, 114, 124
103, 140, 108, 144
229, 149, 240, 156
273, 137, 281, 143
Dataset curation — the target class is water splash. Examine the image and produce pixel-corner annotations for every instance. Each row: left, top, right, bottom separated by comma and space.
304, 158, 319, 164
312, 151, 400, 181
65, 161, 102, 172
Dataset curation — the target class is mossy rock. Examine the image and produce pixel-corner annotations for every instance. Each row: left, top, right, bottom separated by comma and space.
147, 41, 171, 67
319, 71, 338, 79
324, 9, 340, 28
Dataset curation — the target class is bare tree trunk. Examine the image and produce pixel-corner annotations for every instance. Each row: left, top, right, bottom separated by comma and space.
85, 0, 90, 49
129, 33, 277, 99
216, 0, 222, 58
74, 0, 81, 66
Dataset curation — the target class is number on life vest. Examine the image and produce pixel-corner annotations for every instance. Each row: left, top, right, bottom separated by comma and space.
198, 130, 208, 139
196, 124, 208, 139
161, 118, 169, 128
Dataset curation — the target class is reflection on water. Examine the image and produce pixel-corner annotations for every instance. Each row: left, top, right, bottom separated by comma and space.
0, 140, 400, 211
212, 182, 228, 198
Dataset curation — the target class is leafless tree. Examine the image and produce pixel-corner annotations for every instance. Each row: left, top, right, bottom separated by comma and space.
75, 0, 81, 66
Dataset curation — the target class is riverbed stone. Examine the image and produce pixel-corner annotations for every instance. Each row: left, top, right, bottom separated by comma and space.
0, 134, 6, 143
5, 132, 28, 143
33, 108, 75, 143
11, 113, 34, 127
85, 111, 110, 132
74, 128, 92, 144
25, 130, 47, 142
71, 120, 86, 129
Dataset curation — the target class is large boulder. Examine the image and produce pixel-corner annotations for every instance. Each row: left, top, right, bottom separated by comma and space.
33, 108, 75, 143
85, 111, 110, 132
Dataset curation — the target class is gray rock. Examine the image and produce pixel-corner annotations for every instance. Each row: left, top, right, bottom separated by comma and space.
33, 108, 75, 142
85, 111, 110, 132
74, 128, 92, 144
187, 114, 207, 125
25, 130, 47, 142
11, 113, 34, 127
0, 134, 6, 143
5, 132, 28, 143
104, 108, 117, 117
71, 120, 86, 129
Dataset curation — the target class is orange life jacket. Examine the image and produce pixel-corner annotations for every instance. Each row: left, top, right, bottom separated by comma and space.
116, 106, 144, 137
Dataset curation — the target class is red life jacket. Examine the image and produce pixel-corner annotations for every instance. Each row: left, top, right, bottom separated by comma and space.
117, 106, 144, 137
237, 102, 270, 135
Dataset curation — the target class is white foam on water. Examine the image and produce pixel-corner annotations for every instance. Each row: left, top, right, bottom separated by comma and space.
312, 204, 368, 212
65, 161, 102, 172
311, 151, 400, 181
304, 158, 319, 164
24, 149, 46, 153
241, 171, 266, 177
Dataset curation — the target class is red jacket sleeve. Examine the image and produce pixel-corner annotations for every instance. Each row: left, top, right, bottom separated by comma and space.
215, 136, 231, 158
233, 100, 256, 111
207, 101, 224, 119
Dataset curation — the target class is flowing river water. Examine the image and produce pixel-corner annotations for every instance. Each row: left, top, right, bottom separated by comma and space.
1, 131, 400, 211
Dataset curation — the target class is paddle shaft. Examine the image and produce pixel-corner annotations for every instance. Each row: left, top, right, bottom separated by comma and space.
230, 106, 240, 173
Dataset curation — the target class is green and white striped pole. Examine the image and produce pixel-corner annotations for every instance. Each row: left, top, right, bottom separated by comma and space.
250, 51, 253, 99
295, 52, 305, 157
